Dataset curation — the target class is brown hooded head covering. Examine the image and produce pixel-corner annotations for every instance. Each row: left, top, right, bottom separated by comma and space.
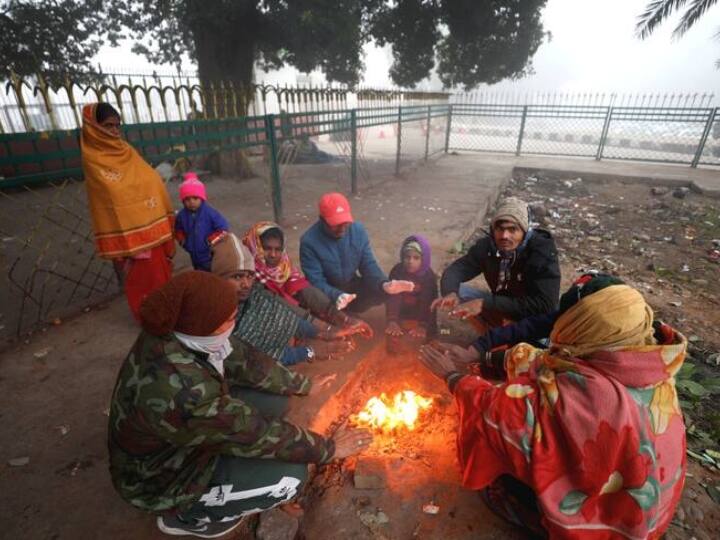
139, 271, 237, 336
211, 232, 255, 278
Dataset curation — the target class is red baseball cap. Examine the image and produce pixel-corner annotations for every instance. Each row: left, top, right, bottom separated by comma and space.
319, 192, 354, 226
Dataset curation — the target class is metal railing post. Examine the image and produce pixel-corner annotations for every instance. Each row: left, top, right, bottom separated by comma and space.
424, 105, 431, 160
350, 109, 358, 194
516, 105, 528, 156
395, 105, 402, 176
691, 107, 717, 168
264, 113, 283, 223
596, 106, 613, 161
444, 104, 453, 152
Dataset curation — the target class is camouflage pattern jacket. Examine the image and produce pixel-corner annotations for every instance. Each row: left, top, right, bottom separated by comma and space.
108, 331, 334, 514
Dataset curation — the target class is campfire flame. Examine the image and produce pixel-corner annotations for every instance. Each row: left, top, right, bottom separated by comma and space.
355, 391, 433, 432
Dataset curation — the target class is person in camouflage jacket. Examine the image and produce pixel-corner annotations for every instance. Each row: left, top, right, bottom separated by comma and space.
108, 271, 371, 538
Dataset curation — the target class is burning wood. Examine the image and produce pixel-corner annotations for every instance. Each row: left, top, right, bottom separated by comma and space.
354, 391, 433, 432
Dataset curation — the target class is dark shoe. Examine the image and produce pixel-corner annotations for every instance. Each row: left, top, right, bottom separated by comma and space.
157, 515, 243, 538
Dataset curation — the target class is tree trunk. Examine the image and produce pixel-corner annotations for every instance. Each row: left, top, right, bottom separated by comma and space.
187, 1, 259, 178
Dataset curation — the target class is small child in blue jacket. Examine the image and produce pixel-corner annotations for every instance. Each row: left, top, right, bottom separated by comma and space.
175, 172, 229, 271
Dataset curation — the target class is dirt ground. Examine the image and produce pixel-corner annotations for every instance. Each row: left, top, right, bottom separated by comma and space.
2, 153, 719, 539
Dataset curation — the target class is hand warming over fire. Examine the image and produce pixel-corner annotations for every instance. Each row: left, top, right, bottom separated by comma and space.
436, 343, 481, 365
343, 316, 374, 339
419, 344, 459, 381
449, 298, 484, 320
332, 426, 373, 459
383, 279, 415, 295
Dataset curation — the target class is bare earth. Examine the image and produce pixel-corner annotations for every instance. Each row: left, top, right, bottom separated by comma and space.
1, 153, 719, 539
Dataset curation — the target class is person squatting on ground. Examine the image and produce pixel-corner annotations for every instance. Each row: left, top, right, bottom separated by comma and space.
300, 192, 414, 314
242, 221, 373, 338
80, 102, 175, 320
419, 277, 687, 539
385, 234, 439, 353
175, 172, 230, 272
212, 233, 363, 366
433, 196, 561, 333
108, 271, 372, 538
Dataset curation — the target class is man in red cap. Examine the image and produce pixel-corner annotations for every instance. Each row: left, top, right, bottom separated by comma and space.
300, 192, 413, 314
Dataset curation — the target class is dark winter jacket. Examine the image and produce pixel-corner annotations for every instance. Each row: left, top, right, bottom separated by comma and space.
175, 202, 230, 271
473, 311, 557, 352
440, 229, 561, 320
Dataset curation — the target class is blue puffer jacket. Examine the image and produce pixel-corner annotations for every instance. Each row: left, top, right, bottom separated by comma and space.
175, 202, 230, 271
299, 221, 387, 302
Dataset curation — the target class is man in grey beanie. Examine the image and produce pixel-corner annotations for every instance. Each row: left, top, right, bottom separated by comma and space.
432, 196, 560, 332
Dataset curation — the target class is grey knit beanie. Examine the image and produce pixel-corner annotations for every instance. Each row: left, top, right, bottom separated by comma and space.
492, 197, 529, 233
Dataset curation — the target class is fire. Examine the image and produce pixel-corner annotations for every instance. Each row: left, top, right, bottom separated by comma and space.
355, 391, 433, 432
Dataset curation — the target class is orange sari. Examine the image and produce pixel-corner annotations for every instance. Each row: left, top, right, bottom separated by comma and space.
80, 103, 175, 259
81, 104, 175, 319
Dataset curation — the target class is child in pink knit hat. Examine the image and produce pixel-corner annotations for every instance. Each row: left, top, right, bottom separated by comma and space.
175, 172, 230, 271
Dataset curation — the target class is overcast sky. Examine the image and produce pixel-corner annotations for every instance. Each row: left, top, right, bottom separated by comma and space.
95, 0, 720, 96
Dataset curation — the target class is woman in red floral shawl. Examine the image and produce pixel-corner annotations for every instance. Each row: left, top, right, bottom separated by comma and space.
242, 221, 310, 304
420, 277, 686, 539
242, 222, 373, 337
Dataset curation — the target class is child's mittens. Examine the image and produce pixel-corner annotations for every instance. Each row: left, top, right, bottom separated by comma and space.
383, 280, 415, 295
336, 293, 357, 310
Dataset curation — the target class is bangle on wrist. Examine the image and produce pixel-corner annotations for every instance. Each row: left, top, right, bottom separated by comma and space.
445, 371, 463, 391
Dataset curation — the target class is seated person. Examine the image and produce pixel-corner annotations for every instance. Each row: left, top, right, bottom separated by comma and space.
420, 278, 686, 539
212, 233, 362, 365
385, 235, 438, 353
108, 271, 372, 538
300, 192, 413, 314
432, 197, 560, 333
242, 220, 372, 337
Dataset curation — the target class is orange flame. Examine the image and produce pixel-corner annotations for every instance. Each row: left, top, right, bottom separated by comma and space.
355, 391, 433, 432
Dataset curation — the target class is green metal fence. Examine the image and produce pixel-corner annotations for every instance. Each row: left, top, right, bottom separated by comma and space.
0, 103, 449, 342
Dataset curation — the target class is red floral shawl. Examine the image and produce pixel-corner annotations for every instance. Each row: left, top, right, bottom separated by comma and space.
455, 330, 687, 539
242, 221, 309, 304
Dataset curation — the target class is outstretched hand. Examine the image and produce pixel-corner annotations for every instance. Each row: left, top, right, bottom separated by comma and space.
434, 342, 481, 366
430, 292, 460, 312
418, 343, 458, 381
332, 426, 373, 459
344, 316, 374, 339
383, 280, 415, 295
449, 299, 484, 320
336, 293, 357, 311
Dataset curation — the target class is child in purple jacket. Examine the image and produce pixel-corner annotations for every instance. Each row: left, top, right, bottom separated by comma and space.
385, 234, 438, 352
175, 173, 229, 271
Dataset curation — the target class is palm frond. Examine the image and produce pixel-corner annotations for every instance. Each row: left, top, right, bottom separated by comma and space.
636, 0, 688, 39
674, 0, 719, 36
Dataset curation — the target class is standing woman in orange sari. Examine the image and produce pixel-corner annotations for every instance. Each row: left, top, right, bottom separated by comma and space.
81, 103, 176, 320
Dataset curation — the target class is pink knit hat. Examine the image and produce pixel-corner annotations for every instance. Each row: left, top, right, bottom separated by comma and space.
179, 172, 207, 201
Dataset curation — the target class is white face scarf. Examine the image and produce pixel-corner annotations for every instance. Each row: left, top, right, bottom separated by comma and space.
174, 327, 234, 377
